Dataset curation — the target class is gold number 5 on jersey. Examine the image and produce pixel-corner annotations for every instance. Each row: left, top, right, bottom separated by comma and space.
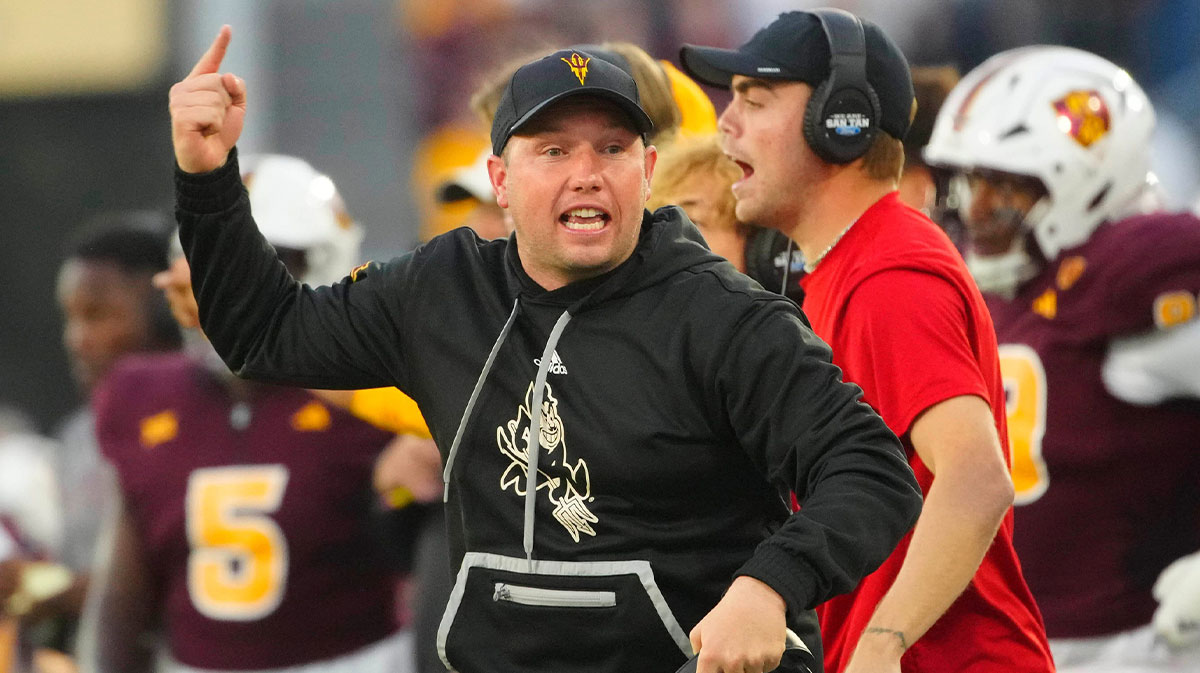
185, 465, 290, 621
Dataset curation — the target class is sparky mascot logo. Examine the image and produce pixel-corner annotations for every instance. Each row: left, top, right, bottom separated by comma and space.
1053, 90, 1111, 148
561, 52, 590, 85
496, 383, 597, 542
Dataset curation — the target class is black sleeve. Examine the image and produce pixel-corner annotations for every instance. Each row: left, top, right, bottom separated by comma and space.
718, 300, 922, 612
175, 149, 410, 391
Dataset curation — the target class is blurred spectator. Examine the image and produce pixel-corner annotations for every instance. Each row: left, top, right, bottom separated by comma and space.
646, 134, 749, 271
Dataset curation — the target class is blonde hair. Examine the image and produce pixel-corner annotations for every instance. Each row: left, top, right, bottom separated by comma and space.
647, 134, 742, 228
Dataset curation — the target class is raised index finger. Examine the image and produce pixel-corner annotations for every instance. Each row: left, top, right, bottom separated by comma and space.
187, 25, 232, 78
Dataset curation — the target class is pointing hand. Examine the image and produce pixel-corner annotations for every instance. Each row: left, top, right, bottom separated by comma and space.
168, 25, 246, 173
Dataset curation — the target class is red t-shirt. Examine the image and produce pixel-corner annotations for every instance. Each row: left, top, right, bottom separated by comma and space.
802, 193, 1053, 673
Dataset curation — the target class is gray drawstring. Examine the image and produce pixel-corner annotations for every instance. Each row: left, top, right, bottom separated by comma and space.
442, 298, 521, 503
438, 295, 574, 564
523, 310, 573, 561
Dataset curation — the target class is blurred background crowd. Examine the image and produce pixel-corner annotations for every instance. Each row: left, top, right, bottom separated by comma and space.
3, 0, 1200, 433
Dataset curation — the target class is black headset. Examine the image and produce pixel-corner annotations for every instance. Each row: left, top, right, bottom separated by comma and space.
802, 8, 881, 164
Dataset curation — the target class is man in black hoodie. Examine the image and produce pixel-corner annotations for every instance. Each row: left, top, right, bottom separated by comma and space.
169, 27, 921, 673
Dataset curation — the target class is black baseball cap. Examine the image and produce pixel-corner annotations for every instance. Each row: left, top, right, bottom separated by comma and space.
490, 49, 655, 155
679, 10, 915, 140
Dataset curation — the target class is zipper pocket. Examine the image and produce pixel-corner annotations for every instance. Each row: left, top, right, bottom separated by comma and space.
492, 582, 616, 608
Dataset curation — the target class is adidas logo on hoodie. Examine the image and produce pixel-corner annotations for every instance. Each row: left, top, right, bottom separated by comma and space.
534, 351, 568, 375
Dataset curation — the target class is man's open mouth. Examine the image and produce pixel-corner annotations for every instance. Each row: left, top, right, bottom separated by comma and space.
733, 159, 754, 181
561, 207, 610, 231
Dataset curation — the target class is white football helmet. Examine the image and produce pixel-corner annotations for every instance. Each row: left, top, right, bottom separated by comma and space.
924, 46, 1157, 262
239, 154, 365, 287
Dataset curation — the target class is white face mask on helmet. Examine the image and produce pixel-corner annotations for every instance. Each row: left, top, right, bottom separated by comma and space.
924, 45, 1158, 264
239, 154, 364, 287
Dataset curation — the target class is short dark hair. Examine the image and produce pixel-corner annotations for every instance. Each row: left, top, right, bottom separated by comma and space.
62, 210, 182, 350
64, 210, 174, 274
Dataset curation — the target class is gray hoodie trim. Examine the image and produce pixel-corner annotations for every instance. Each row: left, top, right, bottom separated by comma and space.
442, 298, 521, 503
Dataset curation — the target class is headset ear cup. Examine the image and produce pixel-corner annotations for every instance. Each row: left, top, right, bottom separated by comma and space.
803, 78, 838, 163
803, 81, 881, 165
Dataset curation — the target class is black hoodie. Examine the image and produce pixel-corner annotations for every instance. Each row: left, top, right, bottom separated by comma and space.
177, 149, 921, 673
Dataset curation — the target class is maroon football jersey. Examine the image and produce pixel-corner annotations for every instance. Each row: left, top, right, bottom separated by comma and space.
94, 352, 398, 669
987, 212, 1200, 638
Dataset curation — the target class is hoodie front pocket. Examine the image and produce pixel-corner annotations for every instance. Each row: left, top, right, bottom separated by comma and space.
439, 553, 692, 673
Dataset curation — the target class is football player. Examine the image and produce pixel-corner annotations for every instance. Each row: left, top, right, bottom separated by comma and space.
75, 156, 414, 673
925, 45, 1200, 671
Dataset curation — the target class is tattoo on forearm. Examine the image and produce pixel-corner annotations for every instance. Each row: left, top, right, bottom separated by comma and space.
864, 627, 909, 650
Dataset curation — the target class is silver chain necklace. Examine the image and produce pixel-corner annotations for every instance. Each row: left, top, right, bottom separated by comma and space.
803, 220, 857, 273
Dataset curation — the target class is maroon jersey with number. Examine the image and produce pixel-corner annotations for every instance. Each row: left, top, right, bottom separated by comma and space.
986, 212, 1200, 638
94, 352, 398, 669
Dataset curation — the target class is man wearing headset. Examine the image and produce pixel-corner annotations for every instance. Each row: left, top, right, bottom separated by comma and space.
682, 10, 1054, 673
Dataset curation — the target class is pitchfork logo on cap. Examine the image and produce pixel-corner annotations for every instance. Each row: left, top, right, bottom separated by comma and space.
561, 52, 590, 85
